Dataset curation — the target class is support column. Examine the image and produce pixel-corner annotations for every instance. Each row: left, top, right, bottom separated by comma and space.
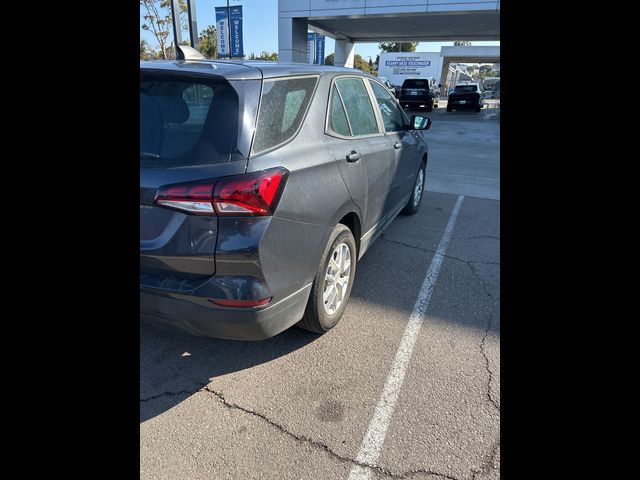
334, 39, 355, 68
440, 58, 451, 96
278, 17, 308, 63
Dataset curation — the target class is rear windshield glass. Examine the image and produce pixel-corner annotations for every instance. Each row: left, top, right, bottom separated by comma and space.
252, 76, 318, 154
454, 85, 478, 92
403, 80, 428, 88
140, 73, 239, 166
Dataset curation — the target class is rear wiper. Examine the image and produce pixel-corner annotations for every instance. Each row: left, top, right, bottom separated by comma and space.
140, 152, 160, 160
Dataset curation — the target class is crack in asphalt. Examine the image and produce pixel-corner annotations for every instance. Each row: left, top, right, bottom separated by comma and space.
479, 313, 500, 412
454, 235, 500, 241
202, 385, 467, 480
139, 383, 207, 403
379, 236, 499, 268
471, 438, 500, 480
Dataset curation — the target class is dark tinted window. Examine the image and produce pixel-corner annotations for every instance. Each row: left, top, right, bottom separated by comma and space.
335, 78, 379, 136
252, 77, 318, 154
454, 85, 478, 92
369, 80, 406, 133
328, 85, 351, 136
140, 74, 239, 166
403, 79, 428, 88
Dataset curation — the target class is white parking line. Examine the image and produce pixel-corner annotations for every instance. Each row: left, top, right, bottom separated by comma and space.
347, 195, 465, 480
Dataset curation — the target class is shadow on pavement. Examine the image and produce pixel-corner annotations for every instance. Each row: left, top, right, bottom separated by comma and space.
140, 317, 319, 422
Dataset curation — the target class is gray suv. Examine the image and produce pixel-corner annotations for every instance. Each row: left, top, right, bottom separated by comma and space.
140, 58, 432, 340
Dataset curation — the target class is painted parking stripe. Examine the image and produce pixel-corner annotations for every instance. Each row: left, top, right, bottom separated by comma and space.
347, 195, 465, 480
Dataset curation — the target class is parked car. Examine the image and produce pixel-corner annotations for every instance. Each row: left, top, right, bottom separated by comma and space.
398, 77, 440, 111
446, 82, 486, 112
377, 76, 397, 97
140, 51, 432, 340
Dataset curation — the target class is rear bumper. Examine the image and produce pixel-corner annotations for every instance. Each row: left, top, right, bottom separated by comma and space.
400, 99, 433, 108
140, 283, 312, 340
447, 100, 481, 109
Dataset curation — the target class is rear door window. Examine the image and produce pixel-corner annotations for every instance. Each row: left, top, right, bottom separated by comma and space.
335, 77, 379, 136
140, 73, 239, 166
252, 76, 318, 154
328, 84, 352, 137
369, 80, 406, 133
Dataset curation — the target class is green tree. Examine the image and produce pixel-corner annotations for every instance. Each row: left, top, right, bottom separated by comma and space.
378, 42, 418, 53
198, 25, 218, 59
140, 0, 188, 60
249, 51, 278, 61
324, 53, 370, 72
140, 39, 150, 60
453, 41, 472, 46
353, 54, 371, 73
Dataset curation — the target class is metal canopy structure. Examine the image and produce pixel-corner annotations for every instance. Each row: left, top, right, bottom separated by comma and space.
308, 11, 500, 43
279, 1, 500, 67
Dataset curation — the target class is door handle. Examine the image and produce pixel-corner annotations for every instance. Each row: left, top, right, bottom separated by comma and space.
393, 142, 402, 149
346, 151, 361, 162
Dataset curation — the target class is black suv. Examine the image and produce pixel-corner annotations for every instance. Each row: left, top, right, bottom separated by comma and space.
140, 56, 433, 340
398, 77, 440, 111
446, 83, 486, 112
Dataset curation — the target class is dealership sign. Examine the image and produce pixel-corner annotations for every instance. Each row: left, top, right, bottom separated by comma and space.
306, 32, 326, 64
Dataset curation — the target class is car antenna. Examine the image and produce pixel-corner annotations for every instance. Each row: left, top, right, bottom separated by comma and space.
176, 45, 206, 60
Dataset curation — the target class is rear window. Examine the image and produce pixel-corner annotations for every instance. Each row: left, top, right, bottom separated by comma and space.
403, 79, 428, 88
252, 76, 318, 154
454, 85, 478, 92
140, 73, 239, 166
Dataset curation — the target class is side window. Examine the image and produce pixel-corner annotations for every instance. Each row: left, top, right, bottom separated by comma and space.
369, 80, 406, 133
328, 84, 351, 136
335, 78, 379, 136
253, 76, 318, 154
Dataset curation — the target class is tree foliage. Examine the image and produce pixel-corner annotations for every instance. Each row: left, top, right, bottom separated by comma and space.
378, 42, 418, 53
249, 51, 278, 61
140, 0, 188, 60
198, 25, 218, 59
323, 53, 371, 73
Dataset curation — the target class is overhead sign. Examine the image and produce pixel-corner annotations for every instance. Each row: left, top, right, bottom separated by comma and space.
215, 5, 244, 58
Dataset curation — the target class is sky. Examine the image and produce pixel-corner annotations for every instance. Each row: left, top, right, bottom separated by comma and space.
140, 0, 500, 60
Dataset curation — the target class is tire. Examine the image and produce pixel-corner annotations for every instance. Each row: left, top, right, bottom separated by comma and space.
446, 107, 452, 112
426, 99, 434, 112
475, 106, 481, 113
298, 224, 357, 334
402, 161, 426, 215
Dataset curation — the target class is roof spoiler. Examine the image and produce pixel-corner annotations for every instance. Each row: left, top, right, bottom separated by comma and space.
176, 45, 206, 60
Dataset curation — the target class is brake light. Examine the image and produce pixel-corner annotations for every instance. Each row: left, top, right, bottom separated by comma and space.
154, 167, 289, 216
155, 181, 215, 214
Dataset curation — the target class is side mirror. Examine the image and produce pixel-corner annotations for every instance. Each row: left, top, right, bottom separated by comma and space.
411, 115, 431, 130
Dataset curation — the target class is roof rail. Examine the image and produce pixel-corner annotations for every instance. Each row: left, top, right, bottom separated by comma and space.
176, 45, 206, 60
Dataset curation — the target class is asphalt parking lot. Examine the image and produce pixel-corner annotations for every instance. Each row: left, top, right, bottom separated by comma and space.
140, 105, 500, 480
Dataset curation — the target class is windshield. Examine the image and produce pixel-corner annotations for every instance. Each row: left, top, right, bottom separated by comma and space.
454, 85, 478, 92
140, 72, 239, 167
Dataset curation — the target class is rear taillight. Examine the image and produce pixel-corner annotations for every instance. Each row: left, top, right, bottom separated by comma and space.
154, 167, 289, 216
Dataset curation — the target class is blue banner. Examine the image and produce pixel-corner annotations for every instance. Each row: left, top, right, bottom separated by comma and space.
215, 7, 229, 57
230, 5, 243, 57
314, 34, 325, 65
307, 32, 315, 64
215, 5, 243, 58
